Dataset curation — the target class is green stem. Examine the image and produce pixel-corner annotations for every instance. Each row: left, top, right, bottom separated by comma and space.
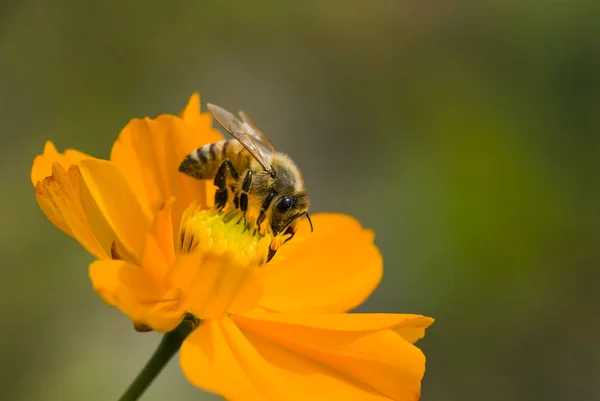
118, 317, 198, 401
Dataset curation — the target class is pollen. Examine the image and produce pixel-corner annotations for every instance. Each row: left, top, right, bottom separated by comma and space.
176, 204, 272, 320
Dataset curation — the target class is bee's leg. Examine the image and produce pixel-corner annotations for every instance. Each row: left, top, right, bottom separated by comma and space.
214, 159, 239, 209
256, 191, 277, 228
267, 247, 278, 263
282, 224, 296, 242
239, 170, 253, 214
266, 223, 298, 263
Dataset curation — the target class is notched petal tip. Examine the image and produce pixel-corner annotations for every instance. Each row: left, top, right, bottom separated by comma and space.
179, 92, 222, 142
181, 92, 201, 118
31, 141, 90, 186
394, 315, 435, 344
31, 141, 58, 186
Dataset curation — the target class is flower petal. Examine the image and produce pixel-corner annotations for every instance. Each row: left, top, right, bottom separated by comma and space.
89, 259, 122, 306
89, 260, 185, 332
35, 182, 73, 237
142, 197, 176, 282
258, 213, 383, 313
35, 163, 109, 259
180, 92, 215, 135
393, 317, 434, 344
166, 250, 263, 321
32, 141, 91, 237
35, 158, 151, 262
181, 316, 425, 401
78, 158, 152, 262
240, 311, 434, 344
109, 113, 221, 234
233, 312, 431, 400
180, 319, 264, 401
31, 141, 89, 186
148, 197, 175, 262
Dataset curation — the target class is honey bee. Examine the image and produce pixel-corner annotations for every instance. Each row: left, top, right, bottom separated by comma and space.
179, 103, 312, 254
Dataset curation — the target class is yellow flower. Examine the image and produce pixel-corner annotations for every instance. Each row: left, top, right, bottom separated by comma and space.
31, 93, 434, 401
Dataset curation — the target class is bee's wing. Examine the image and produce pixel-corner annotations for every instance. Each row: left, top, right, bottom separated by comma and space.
238, 110, 276, 152
207, 103, 274, 173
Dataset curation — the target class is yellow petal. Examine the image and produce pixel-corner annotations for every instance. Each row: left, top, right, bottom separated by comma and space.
181, 316, 424, 401
35, 158, 150, 262
258, 213, 383, 313
89, 260, 185, 332
393, 316, 434, 344
142, 197, 176, 282
181, 318, 324, 401
89, 260, 122, 306
181, 92, 207, 130
31, 141, 89, 186
35, 183, 72, 236
109, 114, 221, 234
180, 93, 222, 150
240, 311, 434, 344
180, 319, 264, 401
35, 163, 109, 259
144, 287, 187, 332
148, 197, 175, 263
181, 92, 201, 119
234, 312, 431, 401
32, 141, 91, 237
79, 158, 152, 262
109, 119, 163, 216
165, 249, 262, 321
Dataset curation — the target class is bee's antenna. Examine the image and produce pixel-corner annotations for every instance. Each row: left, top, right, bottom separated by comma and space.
304, 212, 314, 232
284, 212, 314, 234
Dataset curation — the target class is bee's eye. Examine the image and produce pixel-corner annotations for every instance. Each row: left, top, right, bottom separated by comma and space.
275, 196, 294, 213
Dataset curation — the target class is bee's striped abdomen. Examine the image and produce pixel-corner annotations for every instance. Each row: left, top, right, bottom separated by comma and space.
179, 139, 247, 180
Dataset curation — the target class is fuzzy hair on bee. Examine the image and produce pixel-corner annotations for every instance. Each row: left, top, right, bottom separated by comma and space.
178, 103, 312, 255
180, 139, 250, 181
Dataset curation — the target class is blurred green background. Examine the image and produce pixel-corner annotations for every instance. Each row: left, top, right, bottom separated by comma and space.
1, 1, 599, 400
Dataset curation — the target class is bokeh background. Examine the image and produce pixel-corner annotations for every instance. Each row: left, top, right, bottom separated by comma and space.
1, 1, 599, 400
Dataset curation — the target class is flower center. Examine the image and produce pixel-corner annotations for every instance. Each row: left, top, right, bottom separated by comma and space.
176, 204, 272, 320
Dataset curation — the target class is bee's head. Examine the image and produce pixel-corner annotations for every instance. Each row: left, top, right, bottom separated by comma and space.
270, 191, 311, 238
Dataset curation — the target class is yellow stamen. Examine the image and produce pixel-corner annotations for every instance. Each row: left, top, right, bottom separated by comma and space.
177, 204, 272, 320
270, 232, 293, 252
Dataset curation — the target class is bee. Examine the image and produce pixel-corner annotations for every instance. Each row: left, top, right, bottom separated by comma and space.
178, 103, 312, 255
